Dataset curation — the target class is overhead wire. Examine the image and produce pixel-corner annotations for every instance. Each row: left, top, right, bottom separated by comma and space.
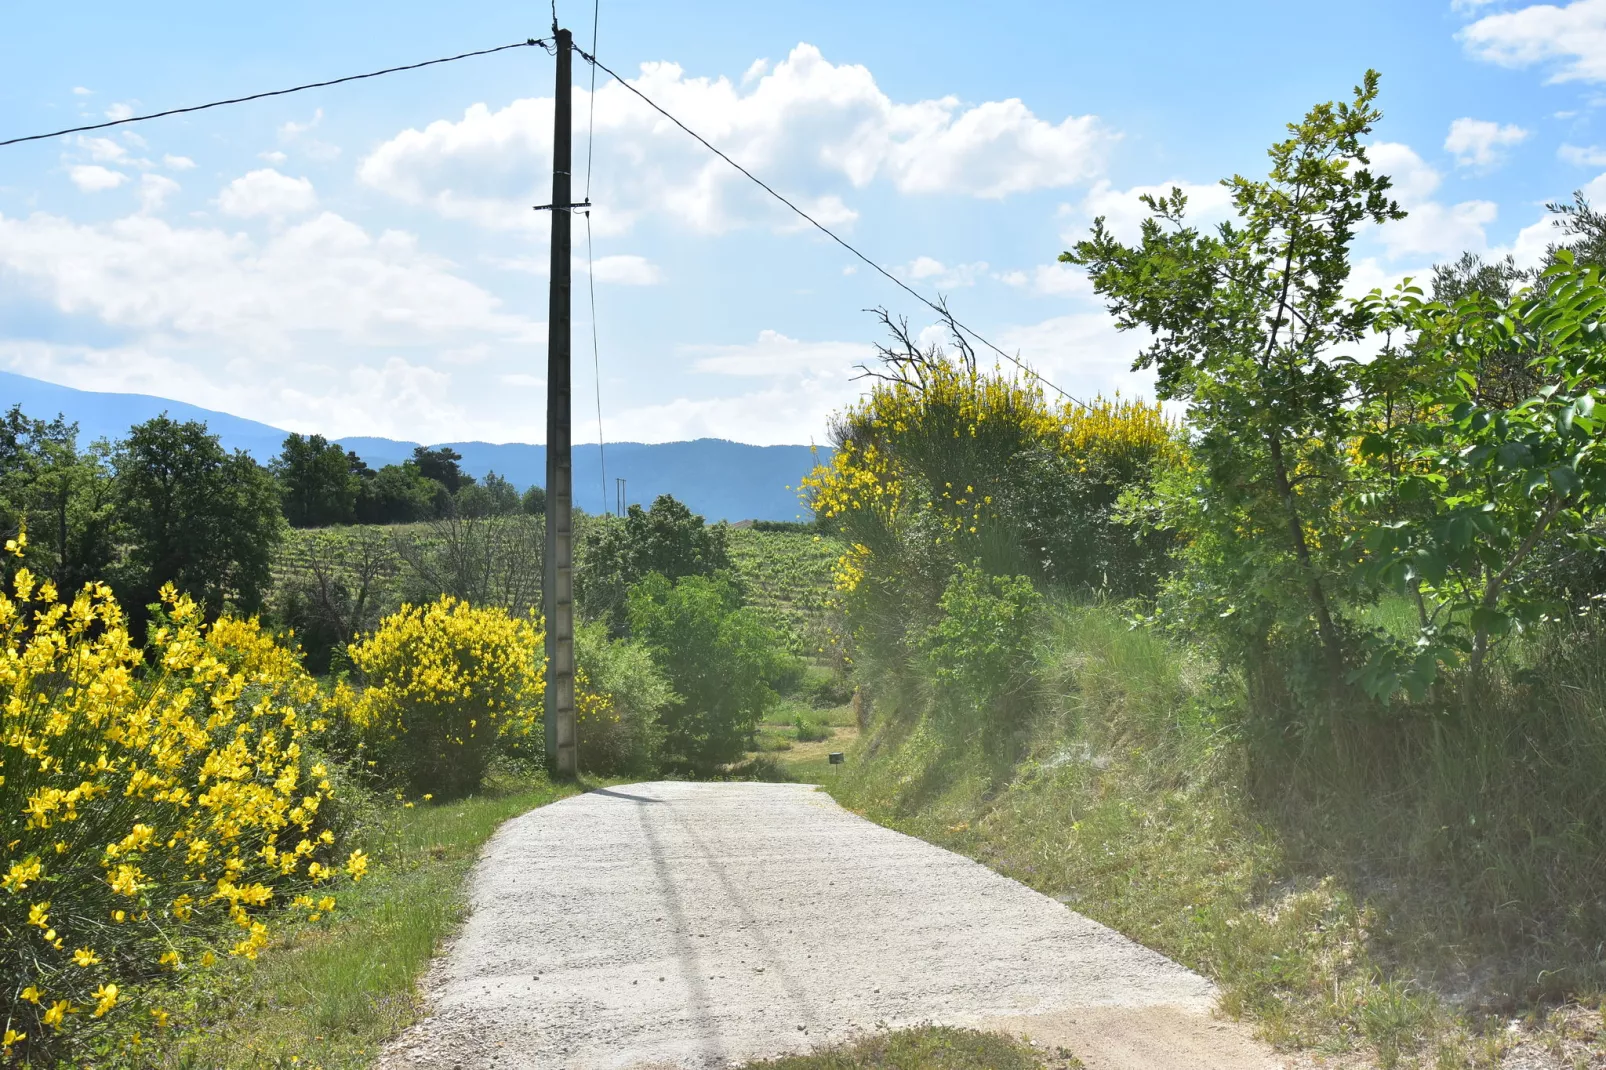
582, 0, 610, 514
571, 44, 1086, 408
0, 40, 550, 149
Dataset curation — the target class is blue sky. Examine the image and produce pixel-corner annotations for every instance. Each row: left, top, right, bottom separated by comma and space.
2, 0, 1604, 446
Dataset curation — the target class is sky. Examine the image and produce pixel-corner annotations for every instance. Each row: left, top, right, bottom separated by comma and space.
2, 0, 1605, 447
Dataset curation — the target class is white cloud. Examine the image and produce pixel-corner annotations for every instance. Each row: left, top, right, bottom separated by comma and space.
164, 154, 196, 171
1071, 179, 1234, 244
994, 313, 1158, 405
104, 102, 134, 121
358, 43, 1111, 236
500, 372, 543, 388
1000, 261, 1089, 297
604, 329, 875, 444
78, 136, 127, 163
71, 86, 92, 96
1365, 142, 1499, 259
900, 256, 988, 288
587, 254, 662, 285
139, 174, 180, 212
686, 330, 873, 376
279, 109, 323, 138
485, 252, 663, 283
0, 209, 544, 441
217, 169, 318, 219
68, 165, 127, 192
1560, 142, 1606, 165
258, 150, 288, 165
1444, 117, 1529, 167
1461, 0, 1606, 82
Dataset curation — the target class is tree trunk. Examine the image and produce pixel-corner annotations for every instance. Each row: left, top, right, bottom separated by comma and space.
1469, 495, 1564, 683
1265, 430, 1344, 680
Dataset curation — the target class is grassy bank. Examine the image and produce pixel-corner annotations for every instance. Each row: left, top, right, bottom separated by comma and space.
828, 602, 1606, 1068
125, 774, 581, 1070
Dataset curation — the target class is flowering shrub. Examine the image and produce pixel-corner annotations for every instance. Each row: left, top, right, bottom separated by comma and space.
804, 347, 1180, 672
340, 596, 546, 796
0, 535, 358, 1063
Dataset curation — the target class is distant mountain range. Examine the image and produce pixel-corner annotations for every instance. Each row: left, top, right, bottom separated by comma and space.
0, 371, 824, 522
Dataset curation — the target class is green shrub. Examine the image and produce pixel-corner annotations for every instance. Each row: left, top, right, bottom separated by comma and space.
793, 714, 832, 742
573, 621, 673, 775
628, 573, 793, 769
921, 563, 1043, 722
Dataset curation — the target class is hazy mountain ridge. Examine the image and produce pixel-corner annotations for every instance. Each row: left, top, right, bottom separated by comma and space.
0, 371, 823, 521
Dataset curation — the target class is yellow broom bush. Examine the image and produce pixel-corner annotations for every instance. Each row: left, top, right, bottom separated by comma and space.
0, 533, 360, 1064
339, 596, 547, 796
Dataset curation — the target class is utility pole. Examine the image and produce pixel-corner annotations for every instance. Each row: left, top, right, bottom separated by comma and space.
542, 26, 577, 778
616, 476, 626, 517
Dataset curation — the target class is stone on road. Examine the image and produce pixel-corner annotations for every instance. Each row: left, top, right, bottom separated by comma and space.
380, 781, 1286, 1070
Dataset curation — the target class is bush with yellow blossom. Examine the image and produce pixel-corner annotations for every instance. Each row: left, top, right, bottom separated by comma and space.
804, 331, 1181, 657
0, 533, 361, 1064
339, 596, 548, 797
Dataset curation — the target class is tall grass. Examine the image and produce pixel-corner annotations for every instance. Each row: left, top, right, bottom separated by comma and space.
832, 598, 1606, 1065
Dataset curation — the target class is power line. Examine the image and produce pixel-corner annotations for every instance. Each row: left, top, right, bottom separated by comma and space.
572, 44, 1086, 408
584, 0, 608, 514
0, 39, 549, 149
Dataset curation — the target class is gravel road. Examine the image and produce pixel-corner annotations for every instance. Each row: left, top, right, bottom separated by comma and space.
380, 781, 1288, 1070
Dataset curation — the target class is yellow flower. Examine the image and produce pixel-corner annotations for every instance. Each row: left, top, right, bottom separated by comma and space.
2, 1027, 23, 1052
42, 1000, 70, 1029
150, 1007, 170, 1028
91, 983, 119, 1017
20, 986, 41, 1005
345, 849, 369, 882
72, 947, 101, 967
27, 901, 49, 928
3, 857, 42, 893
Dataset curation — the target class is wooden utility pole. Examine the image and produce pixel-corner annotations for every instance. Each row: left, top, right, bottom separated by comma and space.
542, 26, 577, 777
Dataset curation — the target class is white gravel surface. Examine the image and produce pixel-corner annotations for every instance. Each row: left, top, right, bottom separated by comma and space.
380, 781, 1284, 1070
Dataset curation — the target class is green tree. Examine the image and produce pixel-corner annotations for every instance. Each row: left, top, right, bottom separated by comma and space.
272, 432, 358, 527
578, 494, 731, 630
0, 406, 117, 592
1065, 71, 1403, 691
521, 484, 547, 516
411, 445, 472, 493
482, 471, 521, 516
113, 416, 284, 619
1354, 255, 1606, 692
627, 572, 788, 768
355, 463, 438, 524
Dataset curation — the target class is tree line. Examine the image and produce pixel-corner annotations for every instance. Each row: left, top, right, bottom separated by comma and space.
0, 414, 546, 625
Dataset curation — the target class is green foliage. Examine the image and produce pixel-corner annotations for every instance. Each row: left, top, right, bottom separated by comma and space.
835, 596, 1606, 1065
112, 415, 284, 621
354, 463, 439, 525
725, 527, 844, 658
573, 621, 673, 774
921, 564, 1042, 720
627, 572, 791, 769
409, 445, 472, 494
1066, 71, 1403, 690
480, 471, 522, 516
791, 713, 831, 742
578, 494, 732, 631
0, 405, 116, 595
272, 433, 360, 528
1353, 256, 1606, 692
521, 483, 547, 516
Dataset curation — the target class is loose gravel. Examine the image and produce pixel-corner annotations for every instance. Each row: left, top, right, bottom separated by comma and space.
380, 781, 1287, 1070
